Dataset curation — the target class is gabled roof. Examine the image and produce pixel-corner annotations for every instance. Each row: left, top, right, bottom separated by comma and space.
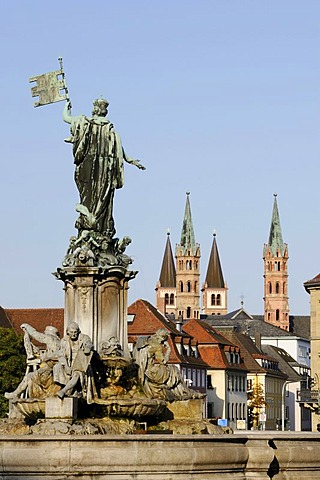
183, 318, 234, 347
203, 309, 310, 340
218, 330, 287, 379
261, 345, 303, 382
128, 299, 206, 367
158, 232, 176, 287
128, 299, 186, 337
304, 273, 320, 291
204, 234, 225, 288
183, 319, 247, 372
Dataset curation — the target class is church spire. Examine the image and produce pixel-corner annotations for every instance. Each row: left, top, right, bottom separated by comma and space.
175, 193, 201, 320
263, 194, 289, 331
202, 232, 228, 315
205, 233, 225, 288
180, 192, 196, 254
267, 193, 284, 256
159, 231, 176, 288
155, 230, 176, 315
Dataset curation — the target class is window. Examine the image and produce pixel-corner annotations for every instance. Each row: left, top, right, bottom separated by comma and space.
211, 294, 216, 306
207, 402, 214, 418
276, 309, 280, 321
187, 306, 191, 318
179, 281, 183, 293
187, 281, 191, 292
268, 282, 272, 294
217, 294, 221, 306
276, 282, 280, 294
169, 293, 174, 305
283, 283, 286, 294
165, 293, 169, 305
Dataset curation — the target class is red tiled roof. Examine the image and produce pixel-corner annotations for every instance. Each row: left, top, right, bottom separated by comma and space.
198, 344, 229, 368
128, 299, 206, 367
4, 308, 64, 337
304, 273, 320, 290
183, 319, 234, 346
183, 319, 247, 371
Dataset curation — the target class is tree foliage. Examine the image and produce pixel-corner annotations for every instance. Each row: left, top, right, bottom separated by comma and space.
0, 327, 26, 417
247, 382, 266, 409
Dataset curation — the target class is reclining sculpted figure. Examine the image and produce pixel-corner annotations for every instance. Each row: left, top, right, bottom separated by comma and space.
133, 328, 203, 402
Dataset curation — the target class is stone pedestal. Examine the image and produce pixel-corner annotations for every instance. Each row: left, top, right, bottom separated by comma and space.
166, 399, 204, 421
54, 265, 136, 354
45, 397, 78, 420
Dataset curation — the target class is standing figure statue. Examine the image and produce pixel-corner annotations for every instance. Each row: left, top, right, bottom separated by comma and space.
63, 98, 145, 238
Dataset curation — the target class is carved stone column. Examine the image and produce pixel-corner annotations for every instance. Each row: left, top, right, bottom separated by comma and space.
54, 266, 137, 355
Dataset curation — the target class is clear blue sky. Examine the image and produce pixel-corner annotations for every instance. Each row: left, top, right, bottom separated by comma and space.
0, 1, 319, 315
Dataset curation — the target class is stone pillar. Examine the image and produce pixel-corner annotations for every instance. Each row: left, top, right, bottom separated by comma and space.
54, 266, 136, 356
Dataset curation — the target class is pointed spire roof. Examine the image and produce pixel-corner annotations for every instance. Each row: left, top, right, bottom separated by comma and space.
267, 193, 285, 255
159, 231, 176, 287
205, 233, 225, 288
179, 192, 197, 254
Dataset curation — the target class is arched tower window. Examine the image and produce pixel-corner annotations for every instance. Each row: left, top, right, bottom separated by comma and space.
268, 282, 272, 294
169, 293, 174, 305
187, 281, 191, 292
187, 306, 191, 318
217, 294, 221, 306
165, 293, 169, 305
211, 294, 216, 306
189, 260, 192, 270
179, 281, 183, 293
276, 282, 280, 294
276, 309, 280, 321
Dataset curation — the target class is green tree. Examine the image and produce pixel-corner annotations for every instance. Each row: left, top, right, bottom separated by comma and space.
0, 327, 26, 417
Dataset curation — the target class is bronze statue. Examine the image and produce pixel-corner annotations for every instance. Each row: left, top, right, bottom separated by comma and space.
63, 98, 145, 237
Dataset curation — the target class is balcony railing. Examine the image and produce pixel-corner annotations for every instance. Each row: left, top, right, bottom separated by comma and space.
297, 389, 320, 403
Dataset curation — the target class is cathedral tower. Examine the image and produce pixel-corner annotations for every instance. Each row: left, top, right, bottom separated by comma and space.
155, 231, 176, 315
202, 233, 228, 315
263, 194, 289, 330
175, 193, 201, 319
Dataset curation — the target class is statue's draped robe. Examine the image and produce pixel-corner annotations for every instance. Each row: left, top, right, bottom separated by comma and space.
71, 116, 125, 235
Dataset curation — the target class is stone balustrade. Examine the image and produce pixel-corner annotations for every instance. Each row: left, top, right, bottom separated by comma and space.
0, 432, 320, 479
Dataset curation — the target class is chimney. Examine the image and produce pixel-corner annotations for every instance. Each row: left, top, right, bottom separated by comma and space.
176, 315, 183, 332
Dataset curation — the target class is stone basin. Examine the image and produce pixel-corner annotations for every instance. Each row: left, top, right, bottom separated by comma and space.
100, 356, 133, 368
11, 398, 45, 418
93, 397, 166, 417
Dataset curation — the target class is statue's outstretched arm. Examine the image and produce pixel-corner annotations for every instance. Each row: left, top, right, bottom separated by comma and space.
122, 148, 146, 170
63, 99, 73, 125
